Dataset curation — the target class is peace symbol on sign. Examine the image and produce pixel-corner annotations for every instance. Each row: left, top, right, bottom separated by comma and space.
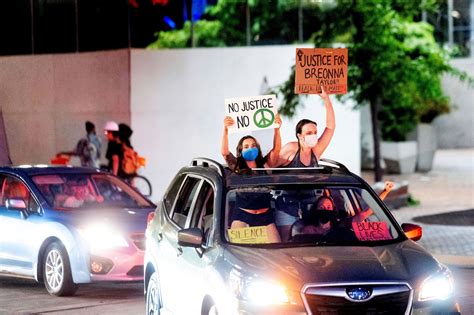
253, 109, 275, 128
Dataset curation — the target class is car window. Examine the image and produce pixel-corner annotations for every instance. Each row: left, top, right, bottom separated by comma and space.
32, 173, 153, 209
0, 175, 39, 214
171, 176, 201, 228
189, 181, 214, 243
162, 174, 185, 215
225, 185, 401, 246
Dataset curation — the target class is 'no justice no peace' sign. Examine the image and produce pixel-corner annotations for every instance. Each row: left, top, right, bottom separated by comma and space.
225, 95, 278, 134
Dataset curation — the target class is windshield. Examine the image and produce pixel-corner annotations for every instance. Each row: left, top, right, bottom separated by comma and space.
32, 173, 153, 209
226, 185, 401, 246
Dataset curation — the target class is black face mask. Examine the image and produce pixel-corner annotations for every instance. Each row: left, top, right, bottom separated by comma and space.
303, 210, 335, 225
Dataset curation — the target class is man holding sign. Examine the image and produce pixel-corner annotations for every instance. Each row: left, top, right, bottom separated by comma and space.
221, 94, 282, 173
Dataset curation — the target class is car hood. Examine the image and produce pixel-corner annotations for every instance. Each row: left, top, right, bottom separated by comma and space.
49, 207, 154, 234
224, 241, 441, 291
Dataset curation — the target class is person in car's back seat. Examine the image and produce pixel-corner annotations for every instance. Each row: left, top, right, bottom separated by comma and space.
230, 192, 281, 243
4, 181, 29, 205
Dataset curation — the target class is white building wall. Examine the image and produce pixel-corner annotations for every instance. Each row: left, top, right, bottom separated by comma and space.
434, 58, 474, 148
130, 46, 360, 200
0, 50, 131, 165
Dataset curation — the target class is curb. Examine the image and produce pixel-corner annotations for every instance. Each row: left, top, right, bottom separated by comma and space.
435, 254, 474, 268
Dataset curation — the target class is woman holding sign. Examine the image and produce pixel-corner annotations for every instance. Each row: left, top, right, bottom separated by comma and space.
221, 114, 282, 173
277, 86, 335, 167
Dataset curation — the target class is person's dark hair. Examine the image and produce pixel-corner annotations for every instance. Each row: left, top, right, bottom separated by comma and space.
119, 123, 133, 147
85, 121, 95, 134
234, 135, 266, 172
303, 196, 336, 226
315, 196, 335, 210
295, 119, 317, 140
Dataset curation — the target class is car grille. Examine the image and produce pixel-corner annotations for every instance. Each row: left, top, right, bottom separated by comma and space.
302, 283, 412, 315
130, 233, 146, 250
126, 265, 144, 277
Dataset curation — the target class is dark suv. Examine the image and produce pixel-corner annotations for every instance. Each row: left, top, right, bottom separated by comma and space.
144, 158, 460, 315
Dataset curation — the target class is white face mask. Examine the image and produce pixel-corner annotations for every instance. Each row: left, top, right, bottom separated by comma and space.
303, 134, 318, 148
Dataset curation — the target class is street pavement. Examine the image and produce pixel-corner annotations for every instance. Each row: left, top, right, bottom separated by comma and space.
363, 149, 474, 266
364, 149, 474, 313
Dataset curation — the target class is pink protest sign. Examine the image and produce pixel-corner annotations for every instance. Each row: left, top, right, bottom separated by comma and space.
352, 221, 393, 241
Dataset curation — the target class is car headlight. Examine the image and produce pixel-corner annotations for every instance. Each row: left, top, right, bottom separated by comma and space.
78, 224, 129, 250
229, 269, 289, 305
419, 267, 454, 301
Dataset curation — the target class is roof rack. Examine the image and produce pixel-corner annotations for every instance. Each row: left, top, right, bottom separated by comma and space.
191, 157, 225, 177
319, 158, 349, 172
251, 167, 325, 171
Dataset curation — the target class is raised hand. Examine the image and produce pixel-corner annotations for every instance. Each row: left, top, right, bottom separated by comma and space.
223, 116, 234, 131
274, 113, 282, 129
318, 85, 329, 100
384, 181, 395, 193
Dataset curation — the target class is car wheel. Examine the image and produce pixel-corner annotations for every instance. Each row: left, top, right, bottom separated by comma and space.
146, 272, 162, 315
207, 305, 218, 315
43, 241, 78, 296
202, 298, 218, 315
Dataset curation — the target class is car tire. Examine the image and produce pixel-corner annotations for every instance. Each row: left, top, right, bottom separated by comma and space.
202, 298, 218, 315
43, 241, 78, 296
207, 305, 218, 315
146, 272, 162, 315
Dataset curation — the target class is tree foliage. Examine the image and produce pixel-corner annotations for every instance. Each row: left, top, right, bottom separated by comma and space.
277, 0, 470, 141
148, 20, 225, 48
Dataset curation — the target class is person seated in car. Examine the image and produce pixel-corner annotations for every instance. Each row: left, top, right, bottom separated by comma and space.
230, 191, 281, 243
4, 181, 30, 205
63, 179, 103, 208
291, 196, 337, 237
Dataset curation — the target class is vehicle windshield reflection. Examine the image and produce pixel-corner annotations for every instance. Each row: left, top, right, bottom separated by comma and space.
32, 174, 153, 209
226, 186, 400, 246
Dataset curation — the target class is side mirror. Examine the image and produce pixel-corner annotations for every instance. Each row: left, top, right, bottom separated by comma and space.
178, 227, 203, 248
5, 198, 26, 210
6, 198, 27, 211
402, 223, 422, 241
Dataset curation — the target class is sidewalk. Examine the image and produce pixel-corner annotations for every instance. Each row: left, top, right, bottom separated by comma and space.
362, 149, 474, 267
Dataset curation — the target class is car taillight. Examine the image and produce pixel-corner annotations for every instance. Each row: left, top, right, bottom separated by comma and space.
147, 212, 155, 228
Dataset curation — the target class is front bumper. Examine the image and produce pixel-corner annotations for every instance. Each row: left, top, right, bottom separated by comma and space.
89, 247, 145, 282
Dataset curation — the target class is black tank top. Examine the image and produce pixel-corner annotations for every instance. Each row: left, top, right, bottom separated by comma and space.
286, 149, 319, 167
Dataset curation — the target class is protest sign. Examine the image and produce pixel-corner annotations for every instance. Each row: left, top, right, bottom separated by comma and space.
295, 48, 348, 95
228, 226, 269, 244
352, 221, 393, 241
224, 94, 278, 134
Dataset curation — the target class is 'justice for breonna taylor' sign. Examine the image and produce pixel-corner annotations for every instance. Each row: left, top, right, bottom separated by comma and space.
225, 95, 278, 134
295, 48, 348, 95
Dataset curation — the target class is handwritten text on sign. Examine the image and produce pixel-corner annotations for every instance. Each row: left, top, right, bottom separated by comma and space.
352, 221, 393, 241
225, 95, 278, 134
228, 226, 269, 244
295, 48, 348, 95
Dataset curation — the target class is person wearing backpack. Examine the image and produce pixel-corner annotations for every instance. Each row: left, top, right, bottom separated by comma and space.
118, 123, 140, 182
59, 121, 102, 168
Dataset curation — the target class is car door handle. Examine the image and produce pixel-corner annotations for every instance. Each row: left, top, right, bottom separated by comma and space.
176, 247, 183, 257
157, 232, 163, 242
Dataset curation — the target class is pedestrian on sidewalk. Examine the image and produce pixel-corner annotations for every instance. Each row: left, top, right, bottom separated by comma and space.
59, 121, 102, 168
104, 121, 122, 176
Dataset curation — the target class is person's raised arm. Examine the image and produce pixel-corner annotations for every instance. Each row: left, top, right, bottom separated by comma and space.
379, 181, 394, 201
267, 114, 282, 167
314, 86, 335, 158
353, 181, 395, 222
221, 116, 234, 158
